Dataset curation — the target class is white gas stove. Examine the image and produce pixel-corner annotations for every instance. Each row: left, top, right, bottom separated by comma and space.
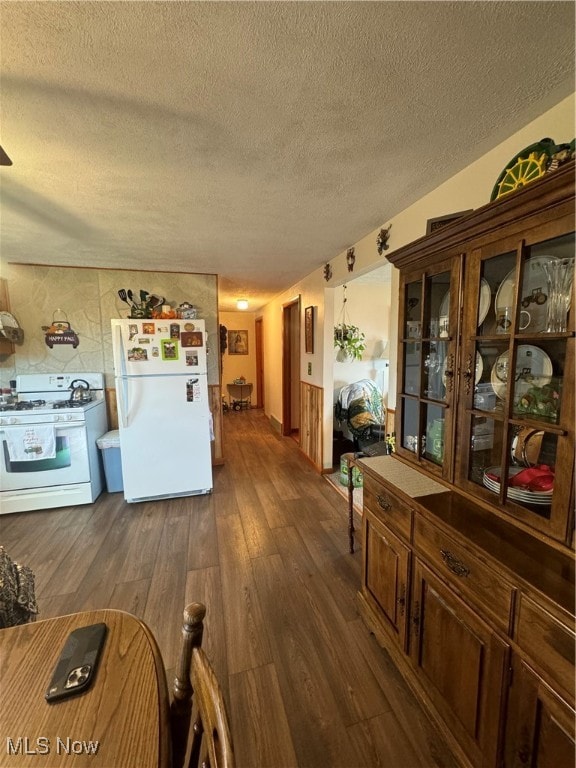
0, 373, 109, 514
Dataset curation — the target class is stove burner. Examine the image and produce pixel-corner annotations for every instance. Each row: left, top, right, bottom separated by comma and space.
0, 400, 46, 412
53, 399, 92, 409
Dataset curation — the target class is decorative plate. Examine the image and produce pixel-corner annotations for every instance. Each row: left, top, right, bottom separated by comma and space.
490, 138, 557, 201
477, 278, 491, 327
490, 345, 553, 401
0, 311, 23, 343
439, 290, 450, 318
511, 428, 544, 467
483, 466, 552, 505
495, 256, 557, 333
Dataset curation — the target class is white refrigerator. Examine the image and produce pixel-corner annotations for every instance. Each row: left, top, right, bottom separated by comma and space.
111, 318, 213, 502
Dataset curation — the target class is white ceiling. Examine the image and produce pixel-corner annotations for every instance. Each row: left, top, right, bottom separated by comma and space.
1, 1, 574, 311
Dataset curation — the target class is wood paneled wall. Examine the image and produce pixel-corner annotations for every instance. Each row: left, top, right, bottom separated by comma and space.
209, 384, 224, 465
300, 381, 323, 472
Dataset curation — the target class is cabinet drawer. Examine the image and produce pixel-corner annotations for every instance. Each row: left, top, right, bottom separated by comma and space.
363, 476, 412, 540
414, 514, 515, 632
515, 594, 575, 703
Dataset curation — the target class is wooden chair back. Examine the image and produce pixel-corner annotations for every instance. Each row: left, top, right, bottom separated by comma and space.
170, 603, 235, 768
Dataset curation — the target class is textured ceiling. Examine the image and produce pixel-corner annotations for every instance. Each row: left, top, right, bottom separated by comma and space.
1, 1, 574, 311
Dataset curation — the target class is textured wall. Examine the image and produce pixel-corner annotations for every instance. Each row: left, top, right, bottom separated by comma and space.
0, 265, 218, 386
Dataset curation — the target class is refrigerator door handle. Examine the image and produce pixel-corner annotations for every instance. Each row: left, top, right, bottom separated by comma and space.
115, 324, 128, 378
118, 377, 131, 428
113, 323, 130, 427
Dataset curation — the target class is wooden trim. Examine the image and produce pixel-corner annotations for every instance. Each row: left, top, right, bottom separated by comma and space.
426, 210, 473, 235
209, 384, 224, 465
7, 262, 218, 277
282, 298, 300, 437
268, 414, 282, 434
255, 317, 264, 409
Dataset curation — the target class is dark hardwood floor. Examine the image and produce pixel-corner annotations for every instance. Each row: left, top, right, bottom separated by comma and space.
1, 409, 458, 768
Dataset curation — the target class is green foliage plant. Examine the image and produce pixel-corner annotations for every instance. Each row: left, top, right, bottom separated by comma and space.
334, 323, 366, 361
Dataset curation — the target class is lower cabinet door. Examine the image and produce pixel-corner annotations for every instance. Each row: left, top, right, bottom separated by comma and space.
504, 656, 575, 768
362, 510, 410, 651
409, 560, 509, 768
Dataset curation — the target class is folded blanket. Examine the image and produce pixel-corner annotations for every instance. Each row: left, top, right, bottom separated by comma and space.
4, 425, 57, 461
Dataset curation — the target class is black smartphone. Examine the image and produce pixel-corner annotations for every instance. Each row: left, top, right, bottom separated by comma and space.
45, 622, 107, 703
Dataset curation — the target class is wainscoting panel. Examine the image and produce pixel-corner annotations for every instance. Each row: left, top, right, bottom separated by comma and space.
300, 381, 323, 472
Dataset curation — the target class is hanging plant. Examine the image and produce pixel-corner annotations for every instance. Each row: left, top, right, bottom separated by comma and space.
334, 323, 366, 361
334, 283, 366, 361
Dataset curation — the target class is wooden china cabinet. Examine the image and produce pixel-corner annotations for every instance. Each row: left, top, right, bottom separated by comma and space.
357, 162, 575, 768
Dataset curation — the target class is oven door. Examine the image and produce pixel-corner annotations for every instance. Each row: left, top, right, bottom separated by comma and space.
0, 422, 90, 491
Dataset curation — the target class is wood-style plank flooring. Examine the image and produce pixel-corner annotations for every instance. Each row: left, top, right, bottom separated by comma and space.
1, 409, 458, 768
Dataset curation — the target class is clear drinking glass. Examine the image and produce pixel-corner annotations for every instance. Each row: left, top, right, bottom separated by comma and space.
540, 257, 575, 332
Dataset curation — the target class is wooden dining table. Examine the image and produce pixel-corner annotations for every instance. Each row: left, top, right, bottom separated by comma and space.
0, 609, 171, 767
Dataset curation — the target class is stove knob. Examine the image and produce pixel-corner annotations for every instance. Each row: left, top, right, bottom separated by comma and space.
54, 415, 61, 422
9, 417, 17, 424
66, 414, 73, 421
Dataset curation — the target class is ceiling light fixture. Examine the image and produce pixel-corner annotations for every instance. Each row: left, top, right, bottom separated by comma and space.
236, 299, 249, 310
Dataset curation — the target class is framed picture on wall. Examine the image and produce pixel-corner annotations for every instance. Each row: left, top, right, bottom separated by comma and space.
305, 306, 314, 353
425, 209, 473, 235
228, 330, 248, 355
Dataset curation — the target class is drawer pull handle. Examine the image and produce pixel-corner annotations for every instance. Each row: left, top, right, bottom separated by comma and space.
444, 354, 455, 393
440, 549, 470, 577
377, 495, 391, 511
397, 585, 406, 616
462, 353, 474, 395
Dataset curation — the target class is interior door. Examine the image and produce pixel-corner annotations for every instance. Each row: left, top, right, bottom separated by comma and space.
282, 298, 301, 437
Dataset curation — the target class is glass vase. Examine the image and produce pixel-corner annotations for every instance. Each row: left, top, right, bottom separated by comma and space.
540, 257, 575, 332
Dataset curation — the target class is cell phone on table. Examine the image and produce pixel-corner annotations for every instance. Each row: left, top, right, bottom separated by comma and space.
45, 622, 107, 703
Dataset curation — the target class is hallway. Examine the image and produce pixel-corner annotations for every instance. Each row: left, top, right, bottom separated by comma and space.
1, 409, 457, 768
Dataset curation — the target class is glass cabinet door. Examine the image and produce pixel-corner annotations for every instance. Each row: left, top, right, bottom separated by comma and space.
456, 232, 575, 542
397, 257, 461, 479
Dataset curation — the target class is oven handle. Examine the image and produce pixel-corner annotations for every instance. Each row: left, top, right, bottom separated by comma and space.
1, 422, 86, 433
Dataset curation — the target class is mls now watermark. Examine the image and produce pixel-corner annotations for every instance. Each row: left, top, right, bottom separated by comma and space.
6, 737, 100, 756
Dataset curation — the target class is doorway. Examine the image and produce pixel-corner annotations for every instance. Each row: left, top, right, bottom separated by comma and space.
255, 317, 264, 409
282, 298, 301, 440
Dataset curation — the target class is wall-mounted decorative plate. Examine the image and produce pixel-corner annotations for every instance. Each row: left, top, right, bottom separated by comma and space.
0, 311, 23, 343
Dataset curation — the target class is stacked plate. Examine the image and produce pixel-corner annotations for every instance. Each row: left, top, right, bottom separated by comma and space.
482, 466, 553, 506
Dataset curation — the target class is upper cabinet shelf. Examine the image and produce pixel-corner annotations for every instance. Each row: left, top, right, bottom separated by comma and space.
389, 162, 575, 548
